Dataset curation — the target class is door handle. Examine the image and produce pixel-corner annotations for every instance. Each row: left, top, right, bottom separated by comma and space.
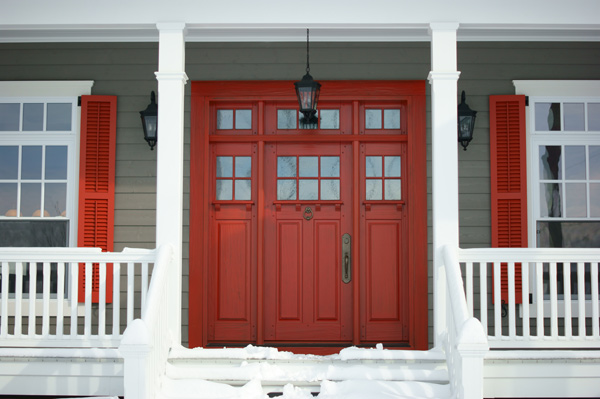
342, 233, 351, 284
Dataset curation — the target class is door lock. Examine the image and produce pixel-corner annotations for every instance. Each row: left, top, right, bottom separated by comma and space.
342, 233, 351, 284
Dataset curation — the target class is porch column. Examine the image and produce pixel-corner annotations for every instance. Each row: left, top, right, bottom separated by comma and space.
155, 22, 188, 345
428, 23, 460, 348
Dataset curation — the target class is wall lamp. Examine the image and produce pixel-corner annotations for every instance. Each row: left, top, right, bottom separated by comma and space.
140, 91, 158, 150
458, 91, 477, 151
294, 29, 321, 126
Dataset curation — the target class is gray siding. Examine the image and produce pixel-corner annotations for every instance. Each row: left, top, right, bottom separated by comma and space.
1, 41, 599, 347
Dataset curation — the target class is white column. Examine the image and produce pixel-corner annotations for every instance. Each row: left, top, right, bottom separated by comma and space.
428, 22, 460, 348
155, 22, 188, 345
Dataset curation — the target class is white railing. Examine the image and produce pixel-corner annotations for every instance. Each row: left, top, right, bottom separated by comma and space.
0, 246, 156, 348
459, 247, 600, 348
441, 245, 489, 399
120, 243, 175, 399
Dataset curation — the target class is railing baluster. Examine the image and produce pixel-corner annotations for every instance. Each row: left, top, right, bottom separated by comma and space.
508, 261, 516, 339
577, 262, 586, 337
563, 261, 572, 339
550, 262, 558, 338
1, 261, 9, 337
466, 261, 473, 317
591, 261, 599, 337
84, 262, 92, 337
28, 262, 37, 336
42, 262, 50, 337
99, 262, 106, 338
521, 262, 530, 340
480, 262, 488, 336
142, 261, 149, 317
493, 261, 501, 338
536, 262, 544, 338
15, 262, 23, 337
127, 262, 134, 324
113, 262, 121, 338
56, 262, 65, 338
70, 262, 79, 337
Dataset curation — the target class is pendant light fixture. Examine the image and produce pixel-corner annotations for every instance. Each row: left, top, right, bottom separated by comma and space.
294, 29, 321, 125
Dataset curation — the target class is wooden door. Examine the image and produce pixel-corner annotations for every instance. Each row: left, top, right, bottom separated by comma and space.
264, 143, 353, 342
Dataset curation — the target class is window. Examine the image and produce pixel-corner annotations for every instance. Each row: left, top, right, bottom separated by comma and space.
276, 155, 340, 201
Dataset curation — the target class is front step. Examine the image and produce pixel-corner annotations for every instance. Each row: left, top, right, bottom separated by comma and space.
160, 346, 451, 399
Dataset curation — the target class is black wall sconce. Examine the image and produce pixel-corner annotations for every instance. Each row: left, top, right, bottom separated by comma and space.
140, 91, 158, 150
458, 91, 477, 151
294, 29, 321, 126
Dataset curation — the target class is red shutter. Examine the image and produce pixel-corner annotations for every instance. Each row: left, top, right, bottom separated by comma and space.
490, 95, 527, 304
77, 95, 117, 303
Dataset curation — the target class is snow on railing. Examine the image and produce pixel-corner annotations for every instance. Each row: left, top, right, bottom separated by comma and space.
442, 245, 489, 399
459, 247, 600, 348
0, 246, 156, 347
120, 244, 174, 399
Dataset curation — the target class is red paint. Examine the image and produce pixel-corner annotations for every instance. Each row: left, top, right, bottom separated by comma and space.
77, 95, 117, 304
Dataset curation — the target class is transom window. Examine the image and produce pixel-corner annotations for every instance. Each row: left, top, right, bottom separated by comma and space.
277, 109, 340, 130
276, 156, 340, 200
216, 109, 252, 130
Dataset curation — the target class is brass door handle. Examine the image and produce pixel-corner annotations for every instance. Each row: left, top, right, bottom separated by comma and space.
342, 233, 351, 284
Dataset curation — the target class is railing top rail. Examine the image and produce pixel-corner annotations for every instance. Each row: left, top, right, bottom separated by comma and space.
458, 247, 600, 262
0, 247, 157, 263
442, 245, 471, 328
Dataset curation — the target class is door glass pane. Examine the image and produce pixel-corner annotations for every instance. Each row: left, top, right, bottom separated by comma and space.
590, 183, 600, 217
235, 180, 251, 200
23, 103, 44, 131
564, 103, 585, 131
216, 180, 233, 200
22, 146, 43, 180
0, 183, 18, 216
565, 183, 586, 218
321, 156, 340, 177
44, 183, 67, 217
278, 110, 297, 130
539, 146, 562, 180
564, 146, 585, 180
590, 146, 600, 180
277, 180, 296, 200
217, 110, 233, 130
299, 180, 318, 200
235, 157, 252, 178
385, 179, 401, 200
384, 109, 400, 129
46, 103, 71, 131
535, 102, 561, 131
366, 179, 382, 200
366, 156, 382, 177
540, 183, 562, 217
299, 157, 318, 177
45, 146, 68, 180
0, 103, 20, 131
277, 157, 296, 177
320, 110, 339, 129
321, 180, 340, 200
235, 110, 252, 130
588, 103, 600, 131
365, 109, 382, 129
0, 146, 18, 179
216, 156, 233, 177
21, 183, 41, 217
384, 156, 401, 177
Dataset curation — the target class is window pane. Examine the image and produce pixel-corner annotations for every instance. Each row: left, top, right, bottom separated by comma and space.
588, 103, 600, 131
591, 183, 600, 217
0, 183, 18, 216
535, 102, 561, 131
321, 156, 340, 177
539, 146, 562, 180
299, 180, 318, 200
45, 146, 68, 180
540, 183, 562, 217
299, 157, 318, 177
46, 103, 71, 131
565, 183, 586, 218
366, 156, 382, 177
384, 109, 400, 129
564, 146, 585, 180
365, 109, 382, 129
235, 110, 252, 130
277, 180, 296, 200
216, 156, 233, 177
21, 183, 42, 217
235, 180, 251, 200
538, 221, 600, 248
44, 183, 67, 217
0, 220, 68, 247
385, 179, 402, 200
277, 157, 296, 177
22, 146, 43, 180
384, 156, 401, 177
216, 180, 232, 200
321, 180, 340, 200
564, 103, 585, 131
0, 103, 20, 131
23, 103, 44, 131
278, 110, 297, 129
590, 146, 600, 180
217, 110, 233, 130
0, 146, 19, 179
366, 179, 382, 200
235, 157, 251, 178
320, 110, 339, 129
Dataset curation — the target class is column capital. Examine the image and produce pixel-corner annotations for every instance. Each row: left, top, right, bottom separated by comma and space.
156, 22, 187, 32
155, 71, 189, 84
427, 71, 461, 84
428, 22, 460, 34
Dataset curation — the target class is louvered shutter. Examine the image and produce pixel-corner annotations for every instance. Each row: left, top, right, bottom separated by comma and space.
77, 96, 117, 303
490, 95, 527, 304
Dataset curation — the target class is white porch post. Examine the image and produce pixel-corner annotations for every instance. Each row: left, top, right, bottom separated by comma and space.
428, 23, 460, 348
155, 22, 188, 345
